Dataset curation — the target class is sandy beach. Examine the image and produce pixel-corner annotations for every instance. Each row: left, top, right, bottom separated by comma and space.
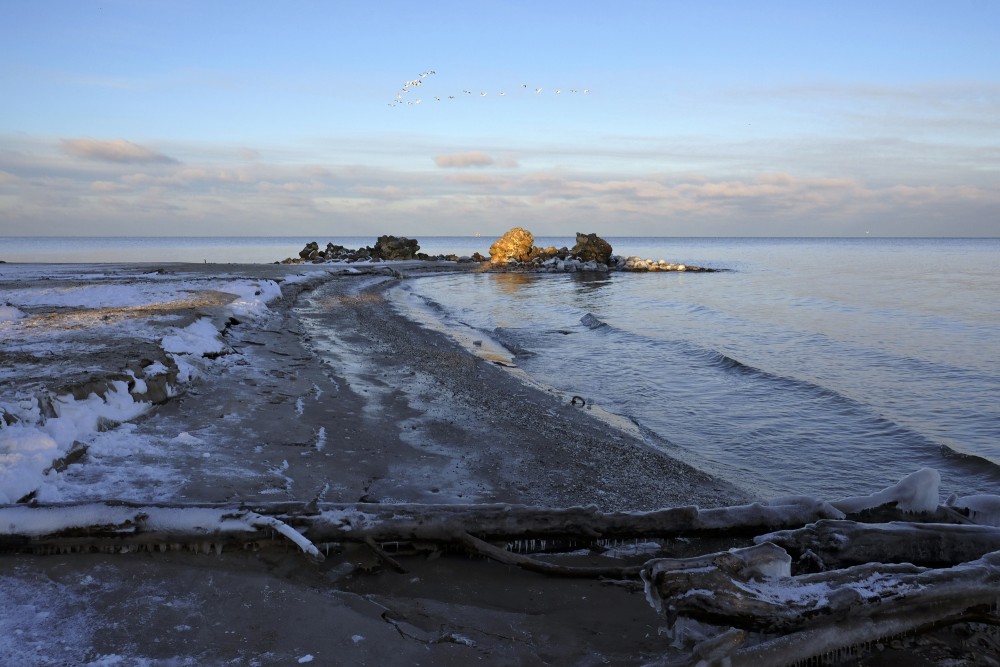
1, 261, 750, 665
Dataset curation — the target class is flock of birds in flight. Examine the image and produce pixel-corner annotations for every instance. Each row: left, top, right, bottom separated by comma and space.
388, 70, 590, 107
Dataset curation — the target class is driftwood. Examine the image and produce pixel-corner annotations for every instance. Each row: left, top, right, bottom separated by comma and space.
643, 545, 1000, 665
0, 498, 848, 558
758, 518, 1000, 568
4, 473, 1000, 666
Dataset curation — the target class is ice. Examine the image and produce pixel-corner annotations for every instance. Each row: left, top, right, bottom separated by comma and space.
171, 432, 204, 446
0, 425, 60, 503
831, 468, 941, 514
1, 268, 312, 505
0, 305, 26, 322
161, 318, 227, 356
949, 494, 1000, 526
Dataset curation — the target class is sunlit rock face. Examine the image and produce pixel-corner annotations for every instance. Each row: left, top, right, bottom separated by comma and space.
570, 232, 613, 265
489, 227, 535, 264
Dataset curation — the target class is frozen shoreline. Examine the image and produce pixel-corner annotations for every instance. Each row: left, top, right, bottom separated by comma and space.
0, 261, 747, 665
3, 261, 995, 665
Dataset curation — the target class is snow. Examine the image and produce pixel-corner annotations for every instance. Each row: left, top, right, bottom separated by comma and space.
949, 494, 1000, 526
0, 267, 306, 505
0, 305, 26, 321
161, 317, 227, 356
831, 468, 941, 514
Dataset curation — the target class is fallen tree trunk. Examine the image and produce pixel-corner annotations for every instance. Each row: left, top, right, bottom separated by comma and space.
757, 519, 1000, 569
0, 498, 850, 558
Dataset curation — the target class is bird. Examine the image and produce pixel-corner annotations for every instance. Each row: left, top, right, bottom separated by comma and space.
521, 83, 528, 88
535, 88, 542, 93
498, 91, 506, 96
480, 92, 487, 96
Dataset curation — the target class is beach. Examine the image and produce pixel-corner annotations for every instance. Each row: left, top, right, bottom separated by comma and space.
1, 261, 748, 665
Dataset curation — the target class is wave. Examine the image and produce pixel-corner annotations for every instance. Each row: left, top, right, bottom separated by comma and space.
575, 312, 1000, 481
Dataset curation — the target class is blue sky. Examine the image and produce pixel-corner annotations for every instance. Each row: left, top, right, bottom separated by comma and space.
1, 1, 998, 237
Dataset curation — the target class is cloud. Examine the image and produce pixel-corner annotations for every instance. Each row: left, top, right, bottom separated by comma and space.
61, 138, 178, 164
434, 151, 517, 169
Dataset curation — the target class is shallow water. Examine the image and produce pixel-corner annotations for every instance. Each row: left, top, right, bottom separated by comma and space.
393, 238, 1000, 499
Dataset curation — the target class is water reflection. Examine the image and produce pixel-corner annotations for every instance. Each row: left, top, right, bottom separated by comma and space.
488, 272, 542, 298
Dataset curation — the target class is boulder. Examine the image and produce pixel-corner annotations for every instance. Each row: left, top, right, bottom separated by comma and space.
489, 227, 535, 264
570, 232, 613, 265
372, 235, 420, 260
298, 241, 319, 259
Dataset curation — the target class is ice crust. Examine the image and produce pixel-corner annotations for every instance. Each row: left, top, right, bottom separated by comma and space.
0, 270, 301, 504
830, 468, 941, 514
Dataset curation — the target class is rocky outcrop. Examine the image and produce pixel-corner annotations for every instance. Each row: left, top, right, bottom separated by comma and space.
373, 235, 419, 260
570, 233, 613, 265
488, 227, 535, 264
298, 242, 321, 261
283, 238, 486, 265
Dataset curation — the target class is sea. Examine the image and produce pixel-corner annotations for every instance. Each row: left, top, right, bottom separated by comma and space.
3, 235, 998, 500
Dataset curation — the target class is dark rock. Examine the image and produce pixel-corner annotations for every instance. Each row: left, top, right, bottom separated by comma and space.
372, 235, 420, 260
299, 241, 319, 259
570, 232, 613, 265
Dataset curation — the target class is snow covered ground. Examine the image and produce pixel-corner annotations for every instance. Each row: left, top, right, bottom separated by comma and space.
0, 264, 324, 505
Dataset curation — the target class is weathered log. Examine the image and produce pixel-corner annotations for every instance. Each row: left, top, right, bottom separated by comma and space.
0, 498, 847, 557
0, 503, 324, 562
757, 519, 1000, 569
643, 544, 1000, 635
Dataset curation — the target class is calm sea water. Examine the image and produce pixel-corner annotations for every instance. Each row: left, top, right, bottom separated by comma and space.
0, 236, 490, 264
5, 235, 997, 500
392, 237, 1000, 500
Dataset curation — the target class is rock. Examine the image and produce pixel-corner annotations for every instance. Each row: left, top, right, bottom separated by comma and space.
570, 232, 613, 265
372, 235, 420, 260
298, 242, 319, 259
489, 227, 535, 264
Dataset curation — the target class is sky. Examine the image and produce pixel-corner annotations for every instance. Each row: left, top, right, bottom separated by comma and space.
1, 0, 998, 237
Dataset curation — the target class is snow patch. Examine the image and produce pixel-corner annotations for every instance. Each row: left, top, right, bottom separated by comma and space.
832, 468, 941, 514
0, 305, 26, 322
161, 318, 226, 357
949, 494, 1000, 526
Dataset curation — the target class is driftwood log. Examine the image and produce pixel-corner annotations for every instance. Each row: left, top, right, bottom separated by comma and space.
0, 498, 851, 560
643, 544, 1000, 665
758, 518, 1000, 568
4, 475, 999, 666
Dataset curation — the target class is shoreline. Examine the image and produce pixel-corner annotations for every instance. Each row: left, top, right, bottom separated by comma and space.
2, 261, 995, 665
0, 261, 748, 665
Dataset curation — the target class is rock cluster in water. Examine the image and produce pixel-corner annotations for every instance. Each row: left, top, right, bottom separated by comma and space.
279, 229, 715, 272
487, 229, 715, 273
281, 235, 486, 264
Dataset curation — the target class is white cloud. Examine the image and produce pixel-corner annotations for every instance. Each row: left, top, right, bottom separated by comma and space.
434, 151, 517, 168
61, 138, 178, 164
